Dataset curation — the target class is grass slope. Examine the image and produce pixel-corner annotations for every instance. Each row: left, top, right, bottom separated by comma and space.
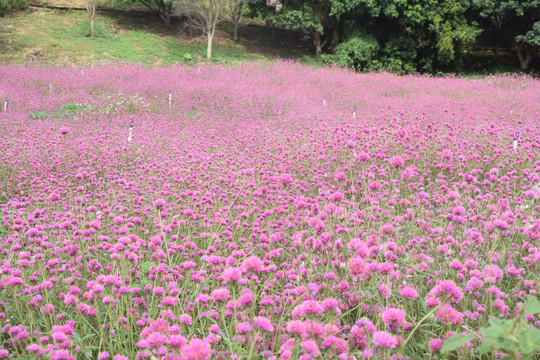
0, 7, 313, 66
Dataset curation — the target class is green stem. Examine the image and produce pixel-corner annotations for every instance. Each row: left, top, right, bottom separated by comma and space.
402, 304, 441, 348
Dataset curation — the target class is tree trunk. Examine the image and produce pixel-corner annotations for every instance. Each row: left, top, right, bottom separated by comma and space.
233, 21, 238, 41
494, 32, 500, 59
516, 42, 533, 70
160, 13, 171, 27
90, 4, 95, 37
207, 32, 213, 59
312, 29, 322, 58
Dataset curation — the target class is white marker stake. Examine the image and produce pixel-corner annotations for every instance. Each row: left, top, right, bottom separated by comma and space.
353, 107, 356, 119
198, 67, 201, 74
514, 132, 520, 152
50, 84, 53, 92
323, 96, 327, 106
168, 90, 172, 108
513, 140, 518, 152
3, 98, 7, 112
128, 121, 133, 142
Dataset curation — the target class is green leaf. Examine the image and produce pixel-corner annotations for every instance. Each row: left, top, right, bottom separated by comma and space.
524, 295, 540, 316
478, 338, 496, 355
519, 327, 540, 353
141, 261, 155, 272
441, 333, 476, 352
85, 349, 93, 359
487, 318, 510, 331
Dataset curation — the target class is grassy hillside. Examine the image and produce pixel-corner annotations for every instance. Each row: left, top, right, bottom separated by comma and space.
0, 7, 313, 65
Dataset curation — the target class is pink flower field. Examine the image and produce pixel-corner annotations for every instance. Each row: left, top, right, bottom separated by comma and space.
1, 62, 540, 359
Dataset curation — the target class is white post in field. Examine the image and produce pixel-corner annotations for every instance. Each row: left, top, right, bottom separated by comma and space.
128, 120, 133, 142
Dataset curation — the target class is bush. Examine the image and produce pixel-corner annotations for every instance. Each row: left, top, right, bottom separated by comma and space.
0, 0, 27, 16
380, 35, 417, 73
331, 32, 380, 71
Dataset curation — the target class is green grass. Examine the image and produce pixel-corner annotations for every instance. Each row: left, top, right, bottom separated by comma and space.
0, 8, 304, 65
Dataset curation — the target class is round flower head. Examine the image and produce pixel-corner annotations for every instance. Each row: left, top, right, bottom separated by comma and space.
482, 264, 503, 284
427, 280, 463, 304
241, 256, 264, 273
254, 316, 274, 332
181, 339, 211, 360
372, 331, 398, 349
381, 307, 406, 332
429, 338, 443, 352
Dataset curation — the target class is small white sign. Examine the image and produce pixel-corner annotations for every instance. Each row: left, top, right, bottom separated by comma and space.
128, 121, 133, 142
3, 98, 7, 112
169, 91, 172, 108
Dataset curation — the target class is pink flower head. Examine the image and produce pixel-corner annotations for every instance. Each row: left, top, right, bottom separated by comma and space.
400, 285, 418, 299
436, 304, 464, 325
211, 287, 231, 302
372, 331, 398, 349
381, 307, 406, 332
180, 314, 192, 325
493, 219, 509, 230
389, 155, 405, 168
427, 280, 463, 304
482, 264, 503, 284
301, 339, 320, 357
222, 267, 242, 283
254, 316, 274, 332
169, 335, 187, 349
349, 257, 370, 279
241, 256, 264, 273
381, 223, 394, 234
237, 322, 252, 334
301, 300, 323, 317
429, 338, 443, 352
181, 339, 211, 360
153, 198, 166, 208
161, 296, 178, 307
60, 127, 69, 135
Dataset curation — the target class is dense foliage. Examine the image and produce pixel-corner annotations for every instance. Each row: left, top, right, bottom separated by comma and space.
247, 0, 539, 72
0, 0, 27, 16
1, 62, 540, 359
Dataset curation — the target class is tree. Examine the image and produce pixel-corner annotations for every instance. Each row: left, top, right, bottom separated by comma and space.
473, 0, 540, 69
228, 0, 245, 40
84, 0, 97, 37
515, 21, 540, 69
506, 0, 540, 69
472, 0, 509, 58
349, 0, 480, 71
138, 0, 175, 26
265, 0, 332, 57
174, 0, 228, 59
